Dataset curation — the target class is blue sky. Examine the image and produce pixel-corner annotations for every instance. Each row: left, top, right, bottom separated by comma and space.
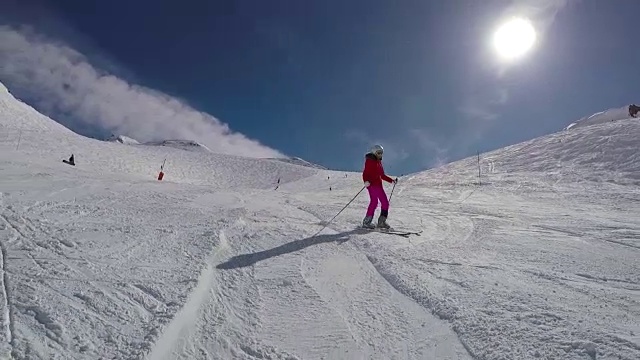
1, 0, 638, 175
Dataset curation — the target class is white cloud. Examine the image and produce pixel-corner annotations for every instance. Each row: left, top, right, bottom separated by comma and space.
458, 85, 509, 124
0, 25, 284, 158
493, 88, 509, 105
459, 104, 500, 122
409, 129, 452, 168
344, 129, 410, 169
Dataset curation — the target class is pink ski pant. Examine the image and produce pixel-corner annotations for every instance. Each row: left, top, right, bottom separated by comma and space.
366, 185, 388, 217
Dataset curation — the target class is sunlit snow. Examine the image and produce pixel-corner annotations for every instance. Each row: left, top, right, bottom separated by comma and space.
0, 81, 639, 360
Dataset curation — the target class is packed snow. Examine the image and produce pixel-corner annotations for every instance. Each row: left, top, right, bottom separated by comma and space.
107, 135, 140, 145
565, 105, 635, 130
268, 157, 328, 170
141, 140, 213, 153
0, 80, 639, 360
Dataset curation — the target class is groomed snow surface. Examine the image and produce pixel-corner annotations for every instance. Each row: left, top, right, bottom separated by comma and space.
0, 82, 639, 360
564, 105, 634, 130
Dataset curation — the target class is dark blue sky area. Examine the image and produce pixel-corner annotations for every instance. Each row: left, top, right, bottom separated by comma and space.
2, 0, 639, 174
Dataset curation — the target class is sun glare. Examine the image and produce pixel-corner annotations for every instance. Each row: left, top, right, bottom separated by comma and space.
493, 17, 536, 61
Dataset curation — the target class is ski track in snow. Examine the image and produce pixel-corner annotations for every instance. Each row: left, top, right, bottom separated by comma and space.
1, 81, 640, 359
147, 230, 230, 360
0, 215, 14, 357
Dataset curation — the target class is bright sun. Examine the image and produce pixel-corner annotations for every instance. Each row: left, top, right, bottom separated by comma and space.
493, 17, 537, 60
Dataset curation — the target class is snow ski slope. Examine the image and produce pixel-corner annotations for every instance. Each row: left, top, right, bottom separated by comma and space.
0, 81, 639, 360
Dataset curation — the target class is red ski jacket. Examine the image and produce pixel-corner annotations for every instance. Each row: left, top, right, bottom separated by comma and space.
362, 153, 393, 186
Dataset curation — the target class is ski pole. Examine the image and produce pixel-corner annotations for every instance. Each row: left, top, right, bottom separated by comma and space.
388, 180, 397, 204
312, 185, 366, 237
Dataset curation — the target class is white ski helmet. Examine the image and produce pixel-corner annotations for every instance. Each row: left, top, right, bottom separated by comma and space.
370, 144, 384, 155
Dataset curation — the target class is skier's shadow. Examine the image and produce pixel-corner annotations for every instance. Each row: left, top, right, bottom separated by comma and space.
216, 229, 366, 270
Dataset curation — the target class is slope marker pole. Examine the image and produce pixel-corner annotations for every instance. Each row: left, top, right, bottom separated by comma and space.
157, 158, 166, 181
477, 151, 481, 186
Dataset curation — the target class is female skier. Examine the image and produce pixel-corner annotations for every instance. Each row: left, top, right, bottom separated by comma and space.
362, 144, 397, 229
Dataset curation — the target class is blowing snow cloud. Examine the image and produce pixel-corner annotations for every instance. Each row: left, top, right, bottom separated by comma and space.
0, 26, 283, 159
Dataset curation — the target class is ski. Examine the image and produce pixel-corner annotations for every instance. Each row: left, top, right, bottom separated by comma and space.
378, 229, 422, 237
358, 227, 422, 237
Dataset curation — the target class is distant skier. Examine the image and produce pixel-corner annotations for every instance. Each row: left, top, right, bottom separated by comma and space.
629, 104, 640, 118
62, 154, 75, 166
362, 144, 397, 229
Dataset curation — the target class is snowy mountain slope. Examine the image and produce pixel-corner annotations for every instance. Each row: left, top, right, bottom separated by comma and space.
267, 156, 328, 170
107, 134, 140, 145
103, 137, 326, 170
0, 80, 639, 360
381, 118, 640, 359
422, 116, 640, 187
0, 86, 318, 189
141, 139, 213, 153
0, 83, 75, 136
565, 105, 634, 130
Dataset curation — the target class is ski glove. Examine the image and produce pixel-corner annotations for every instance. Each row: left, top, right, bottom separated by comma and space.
364, 181, 371, 187
393, 178, 398, 184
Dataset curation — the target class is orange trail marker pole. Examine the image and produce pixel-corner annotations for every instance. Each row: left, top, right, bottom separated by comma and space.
157, 158, 166, 181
